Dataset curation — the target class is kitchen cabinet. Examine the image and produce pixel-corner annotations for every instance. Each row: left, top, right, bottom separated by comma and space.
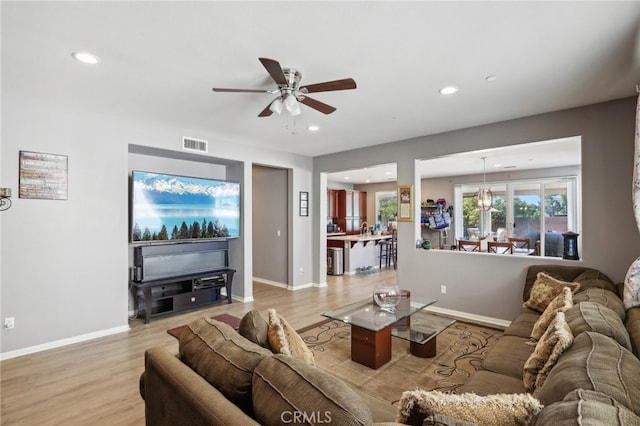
335, 189, 367, 234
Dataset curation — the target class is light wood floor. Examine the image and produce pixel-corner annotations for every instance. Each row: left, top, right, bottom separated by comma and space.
0, 270, 398, 425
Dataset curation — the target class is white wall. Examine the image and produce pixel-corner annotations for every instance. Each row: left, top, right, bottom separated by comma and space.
0, 94, 314, 357
314, 97, 638, 323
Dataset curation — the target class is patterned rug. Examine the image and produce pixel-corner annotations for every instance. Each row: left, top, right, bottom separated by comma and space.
298, 313, 502, 405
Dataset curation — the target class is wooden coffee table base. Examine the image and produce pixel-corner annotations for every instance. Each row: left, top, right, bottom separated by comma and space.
350, 325, 391, 369
410, 336, 437, 358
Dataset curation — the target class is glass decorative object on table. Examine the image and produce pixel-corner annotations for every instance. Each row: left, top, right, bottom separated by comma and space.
373, 284, 401, 312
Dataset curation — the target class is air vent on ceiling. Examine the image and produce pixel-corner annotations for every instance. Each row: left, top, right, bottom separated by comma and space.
182, 136, 208, 153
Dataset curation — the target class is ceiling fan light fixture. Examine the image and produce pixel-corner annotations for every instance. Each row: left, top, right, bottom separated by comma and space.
269, 98, 283, 115
284, 93, 301, 116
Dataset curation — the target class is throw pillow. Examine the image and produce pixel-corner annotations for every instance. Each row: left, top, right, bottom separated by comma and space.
179, 317, 273, 416
267, 309, 315, 365
238, 310, 272, 350
530, 286, 573, 342
523, 272, 581, 313
523, 311, 573, 394
395, 389, 542, 426
252, 354, 374, 426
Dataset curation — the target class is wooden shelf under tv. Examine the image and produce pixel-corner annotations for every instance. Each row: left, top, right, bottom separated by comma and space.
132, 268, 235, 324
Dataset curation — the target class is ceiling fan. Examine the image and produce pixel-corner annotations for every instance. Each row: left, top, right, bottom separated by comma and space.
212, 57, 357, 117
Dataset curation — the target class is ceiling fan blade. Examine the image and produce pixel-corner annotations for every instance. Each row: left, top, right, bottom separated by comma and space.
258, 104, 274, 117
258, 57, 288, 86
301, 78, 357, 93
299, 96, 337, 115
212, 88, 270, 93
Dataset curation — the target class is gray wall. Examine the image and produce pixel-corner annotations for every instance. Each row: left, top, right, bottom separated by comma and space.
0, 97, 314, 358
252, 165, 288, 285
314, 97, 638, 322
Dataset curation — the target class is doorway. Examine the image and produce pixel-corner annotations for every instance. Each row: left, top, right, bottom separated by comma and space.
252, 165, 289, 285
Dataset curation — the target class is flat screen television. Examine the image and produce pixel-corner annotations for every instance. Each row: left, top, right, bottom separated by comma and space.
131, 170, 240, 242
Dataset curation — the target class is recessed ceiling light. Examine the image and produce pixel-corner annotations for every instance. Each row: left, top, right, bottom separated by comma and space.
439, 86, 459, 95
71, 51, 100, 65
344, 176, 350, 180
486, 75, 497, 82
308, 125, 319, 132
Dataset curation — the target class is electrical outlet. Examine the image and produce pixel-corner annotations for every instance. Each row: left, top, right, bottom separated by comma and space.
440, 285, 447, 294
4, 317, 15, 329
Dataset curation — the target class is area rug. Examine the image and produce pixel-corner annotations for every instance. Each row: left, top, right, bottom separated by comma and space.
298, 312, 502, 405
167, 313, 241, 339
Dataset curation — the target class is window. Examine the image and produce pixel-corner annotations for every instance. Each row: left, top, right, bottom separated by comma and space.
456, 177, 578, 257
375, 191, 397, 227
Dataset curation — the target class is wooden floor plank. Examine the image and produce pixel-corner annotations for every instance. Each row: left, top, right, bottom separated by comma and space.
0, 270, 399, 425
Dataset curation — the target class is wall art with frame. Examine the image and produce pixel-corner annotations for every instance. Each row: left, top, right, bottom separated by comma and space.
19, 151, 68, 200
398, 184, 413, 222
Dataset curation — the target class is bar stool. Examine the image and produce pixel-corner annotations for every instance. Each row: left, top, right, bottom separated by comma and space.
379, 231, 397, 269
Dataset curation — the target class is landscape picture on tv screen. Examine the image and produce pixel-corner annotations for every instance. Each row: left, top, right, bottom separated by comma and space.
131, 171, 240, 242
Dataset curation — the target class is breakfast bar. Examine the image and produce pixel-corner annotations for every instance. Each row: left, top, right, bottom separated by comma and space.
327, 234, 392, 274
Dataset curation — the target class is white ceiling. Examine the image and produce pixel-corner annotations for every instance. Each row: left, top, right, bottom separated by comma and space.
3, 2, 639, 160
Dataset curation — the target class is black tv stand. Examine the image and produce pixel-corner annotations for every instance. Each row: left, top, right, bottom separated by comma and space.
133, 269, 235, 324
130, 241, 235, 324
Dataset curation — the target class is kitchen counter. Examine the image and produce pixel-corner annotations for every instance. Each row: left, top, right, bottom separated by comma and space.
326, 234, 393, 274
327, 232, 347, 237
327, 234, 392, 248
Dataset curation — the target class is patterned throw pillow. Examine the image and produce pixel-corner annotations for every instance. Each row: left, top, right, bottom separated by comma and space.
395, 389, 543, 426
523, 272, 581, 313
530, 287, 573, 341
523, 311, 574, 394
267, 309, 315, 365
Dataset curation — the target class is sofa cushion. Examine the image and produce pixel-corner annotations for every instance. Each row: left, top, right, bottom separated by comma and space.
395, 389, 542, 426
537, 331, 640, 414
481, 335, 534, 378
252, 354, 374, 426
239, 310, 272, 350
457, 370, 527, 396
573, 287, 626, 320
503, 308, 540, 338
573, 269, 618, 294
523, 266, 598, 302
565, 301, 632, 351
179, 317, 273, 416
267, 309, 315, 365
523, 272, 581, 313
625, 307, 640, 357
523, 311, 573, 394
533, 389, 640, 426
530, 286, 573, 341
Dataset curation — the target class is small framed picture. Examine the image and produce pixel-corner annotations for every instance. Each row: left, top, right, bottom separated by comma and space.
398, 184, 413, 222
300, 191, 309, 216
19, 151, 68, 200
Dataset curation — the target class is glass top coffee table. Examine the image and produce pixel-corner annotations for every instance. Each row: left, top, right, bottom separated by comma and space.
322, 296, 453, 369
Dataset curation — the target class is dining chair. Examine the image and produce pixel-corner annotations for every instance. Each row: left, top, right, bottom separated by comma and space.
487, 241, 513, 254
509, 237, 535, 255
508, 238, 530, 249
457, 239, 481, 252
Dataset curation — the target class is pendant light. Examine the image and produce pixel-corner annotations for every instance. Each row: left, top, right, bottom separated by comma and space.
477, 157, 493, 211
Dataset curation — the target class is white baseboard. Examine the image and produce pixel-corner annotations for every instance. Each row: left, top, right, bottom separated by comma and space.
253, 277, 288, 289
0, 325, 130, 361
425, 306, 511, 330
253, 278, 323, 290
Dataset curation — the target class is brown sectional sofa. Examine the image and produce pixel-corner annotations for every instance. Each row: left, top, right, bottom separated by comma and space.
458, 265, 640, 425
139, 264, 640, 425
